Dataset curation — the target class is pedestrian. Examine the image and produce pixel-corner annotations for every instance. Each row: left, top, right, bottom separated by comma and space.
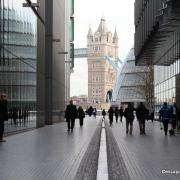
119, 106, 124, 122
102, 109, 106, 120
12, 107, 18, 126
149, 105, 154, 122
115, 107, 119, 123
136, 102, 149, 135
170, 103, 178, 133
77, 106, 85, 126
0, 93, 8, 142
65, 100, 77, 132
108, 106, 114, 126
93, 108, 97, 119
159, 102, 172, 136
124, 103, 136, 135
86, 106, 93, 117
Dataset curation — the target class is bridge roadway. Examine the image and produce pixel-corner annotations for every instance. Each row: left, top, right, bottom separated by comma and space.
0, 116, 180, 180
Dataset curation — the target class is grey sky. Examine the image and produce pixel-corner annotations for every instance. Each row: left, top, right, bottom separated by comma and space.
70, 0, 135, 96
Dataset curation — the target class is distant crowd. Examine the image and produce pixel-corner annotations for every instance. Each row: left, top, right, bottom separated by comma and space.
64, 100, 180, 136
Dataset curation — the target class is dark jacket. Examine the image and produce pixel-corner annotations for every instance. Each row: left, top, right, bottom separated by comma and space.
159, 105, 172, 121
78, 108, 85, 119
65, 104, 77, 119
115, 108, 119, 117
102, 110, 106, 116
136, 104, 148, 121
124, 107, 135, 121
108, 108, 114, 119
0, 100, 8, 123
119, 108, 124, 116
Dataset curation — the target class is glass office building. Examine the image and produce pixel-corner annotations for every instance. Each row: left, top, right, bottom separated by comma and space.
113, 48, 150, 106
154, 60, 180, 109
0, 0, 37, 131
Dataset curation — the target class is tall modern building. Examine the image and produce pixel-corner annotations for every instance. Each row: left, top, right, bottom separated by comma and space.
87, 17, 118, 108
37, 0, 74, 126
135, 0, 180, 111
0, 0, 37, 110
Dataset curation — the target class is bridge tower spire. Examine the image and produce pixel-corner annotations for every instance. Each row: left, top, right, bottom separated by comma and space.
87, 17, 119, 109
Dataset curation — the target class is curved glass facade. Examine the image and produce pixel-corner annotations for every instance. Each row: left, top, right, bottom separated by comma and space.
113, 48, 150, 104
0, 0, 37, 131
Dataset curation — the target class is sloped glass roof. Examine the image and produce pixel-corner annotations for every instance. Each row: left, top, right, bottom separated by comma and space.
113, 48, 149, 103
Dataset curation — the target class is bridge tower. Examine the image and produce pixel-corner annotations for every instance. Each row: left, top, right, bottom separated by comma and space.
87, 17, 119, 109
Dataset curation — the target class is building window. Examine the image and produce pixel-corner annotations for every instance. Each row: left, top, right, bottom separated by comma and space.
94, 46, 99, 51
95, 38, 98, 42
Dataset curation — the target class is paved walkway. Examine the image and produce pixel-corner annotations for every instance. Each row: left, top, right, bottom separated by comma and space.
109, 118, 180, 180
1, 116, 180, 180
0, 117, 100, 180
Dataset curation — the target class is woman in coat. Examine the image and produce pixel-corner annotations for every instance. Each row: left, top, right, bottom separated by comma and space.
78, 106, 85, 126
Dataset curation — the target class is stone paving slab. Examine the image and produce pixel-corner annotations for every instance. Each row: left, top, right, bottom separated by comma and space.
109, 117, 180, 180
0, 117, 100, 180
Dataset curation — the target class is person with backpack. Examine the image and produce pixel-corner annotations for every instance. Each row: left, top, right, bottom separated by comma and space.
136, 102, 149, 135
77, 106, 85, 126
159, 102, 172, 136
124, 103, 136, 135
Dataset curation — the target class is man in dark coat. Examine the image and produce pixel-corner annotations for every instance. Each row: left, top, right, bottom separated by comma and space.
136, 102, 149, 135
0, 93, 8, 142
115, 107, 119, 123
108, 106, 114, 126
65, 100, 77, 132
124, 103, 136, 135
119, 106, 124, 122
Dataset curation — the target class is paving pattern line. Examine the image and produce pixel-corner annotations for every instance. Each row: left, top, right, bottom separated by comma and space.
105, 120, 131, 180
74, 121, 102, 180
97, 120, 109, 180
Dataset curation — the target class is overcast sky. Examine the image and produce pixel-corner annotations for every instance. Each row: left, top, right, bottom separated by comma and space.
70, 0, 135, 96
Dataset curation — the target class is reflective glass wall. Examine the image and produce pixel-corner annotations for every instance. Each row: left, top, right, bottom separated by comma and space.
0, 0, 37, 133
154, 59, 180, 112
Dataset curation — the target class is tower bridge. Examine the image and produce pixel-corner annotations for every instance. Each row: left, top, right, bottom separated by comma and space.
74, 48, 122, 71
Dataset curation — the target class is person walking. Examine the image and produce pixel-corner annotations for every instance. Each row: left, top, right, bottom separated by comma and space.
136, 102, 149, 135
93, 108, 97, 119
159, 102, 172, 136
171, 103, 178, 133
149, 105, 154, 122
108, 106, 114, 126
102, 109, 106, 120
77, 106, 85, 126
124, 103, 136, 135
115, 107, 119, 123
119, 106, 124, 122
0, 93, 8, 142
65, 100, 77, 132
